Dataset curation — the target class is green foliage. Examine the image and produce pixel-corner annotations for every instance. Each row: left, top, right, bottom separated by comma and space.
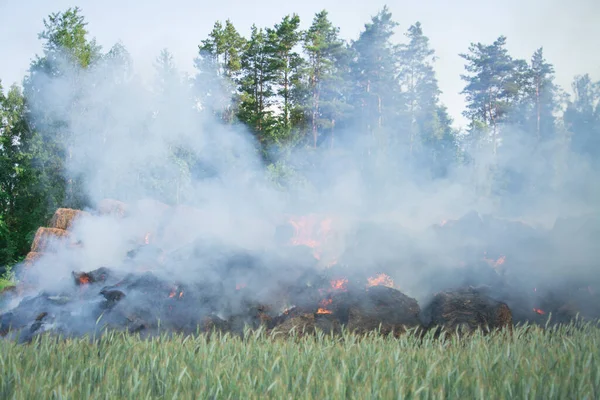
0, 323, 598, 399
564, 74, 600, 166
0, 83, 46, 266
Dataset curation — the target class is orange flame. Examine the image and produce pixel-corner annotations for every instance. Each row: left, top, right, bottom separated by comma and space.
367, 273, 394, 288
330, 278, 348, 291
78, 275, 90, 285
288, 215, 335, 262
317, 298, 333, 314
483, 253, 506, 269
533, 308, 546, 315
169, 290, 176, 298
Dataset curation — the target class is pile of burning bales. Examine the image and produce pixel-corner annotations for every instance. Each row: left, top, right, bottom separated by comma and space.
1, 200, 599, 343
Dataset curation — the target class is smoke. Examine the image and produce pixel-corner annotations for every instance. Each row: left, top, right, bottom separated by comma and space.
10, 47, 600, 332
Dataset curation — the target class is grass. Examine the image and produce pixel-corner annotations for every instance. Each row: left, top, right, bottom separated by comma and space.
0, 322, 598, 399
0, 278, 13, 291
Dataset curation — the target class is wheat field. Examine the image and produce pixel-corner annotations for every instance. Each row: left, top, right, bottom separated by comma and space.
0, 320, 598, 399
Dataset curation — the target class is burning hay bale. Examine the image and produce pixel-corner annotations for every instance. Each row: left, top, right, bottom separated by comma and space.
423, 287, 512, 336
49, 208, 90, 231
30, 228, 71, 253
335, 286, 422, 337
73, 267, 113, 286
97, 198, 128, 217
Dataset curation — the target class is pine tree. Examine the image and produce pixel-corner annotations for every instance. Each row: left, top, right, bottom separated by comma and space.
237, 25, 278, 144
564, 74, 600, 165
265, 14, 304, 131
350, 6, 400, 155
528, 48, 558, 142
195, 20, 246, 122
398, 22, 456, 168
303, 10, 350, 148
460, 36, 525, 155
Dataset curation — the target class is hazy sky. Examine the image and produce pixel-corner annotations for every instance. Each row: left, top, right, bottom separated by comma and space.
1, 0, 599, 127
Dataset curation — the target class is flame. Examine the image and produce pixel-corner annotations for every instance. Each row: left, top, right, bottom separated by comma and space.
533, 308, 546, 315
169, 290, 176, 298
236, 283, 247, 290
144, 232, 151, 245
287, 215, 336, 264
330, 278, 348, 291
288, 215, 320, 248
367, 273, 394, 288
78, 275, 90, 285
317, 298, 333, 314
483, 253, 506, 269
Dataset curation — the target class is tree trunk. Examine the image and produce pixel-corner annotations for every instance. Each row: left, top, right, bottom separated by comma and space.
536, 77, 541, 142
330, 118, 335, 149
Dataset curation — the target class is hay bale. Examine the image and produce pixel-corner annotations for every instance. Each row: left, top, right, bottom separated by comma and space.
30, 228, 71, 253
49, 208, 90, 230
271, 313, 341, 337
97, 199, 128, 217
338, 286, 422, 336
200, 315, 231, 334
423, 287, 513, 335
22, 252, 44, 268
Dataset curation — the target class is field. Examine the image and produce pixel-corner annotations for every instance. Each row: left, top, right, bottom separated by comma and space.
0, 322, 598, 399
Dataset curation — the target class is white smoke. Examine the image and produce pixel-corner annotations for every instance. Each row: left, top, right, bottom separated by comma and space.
15, 46, 600, 323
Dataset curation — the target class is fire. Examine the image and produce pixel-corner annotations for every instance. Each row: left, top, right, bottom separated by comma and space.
314, 278, 348, 314
330, 278, 348, 291
317, 298, 333, 314
483, 253, 506, 270
78, 275, 90, 285
236, 283, 247, 290
288, 215, 321, 248
533, 308, 546, 315
144, 232, 151, 245
367, 273, 394, 288
168, 287, 183, 298
287, 214, 337, 264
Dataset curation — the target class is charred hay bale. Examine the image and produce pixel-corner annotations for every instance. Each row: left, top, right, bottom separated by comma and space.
30, 228, 71, 253
423, 288, 512, 336
49, 208, 90, 231
333, 286, 421, 337
97, 199, 128, 217
271, 313, 341, 338
200, 315, 232, 334
72, 267, 113, 286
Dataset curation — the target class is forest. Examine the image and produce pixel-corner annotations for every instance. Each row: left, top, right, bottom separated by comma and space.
0, 6, 599, 275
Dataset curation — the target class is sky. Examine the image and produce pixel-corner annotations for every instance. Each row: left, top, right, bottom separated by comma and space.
1, 0, 599, 128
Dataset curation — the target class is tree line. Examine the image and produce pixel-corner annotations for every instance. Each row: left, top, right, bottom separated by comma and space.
0, 6, 599, 270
